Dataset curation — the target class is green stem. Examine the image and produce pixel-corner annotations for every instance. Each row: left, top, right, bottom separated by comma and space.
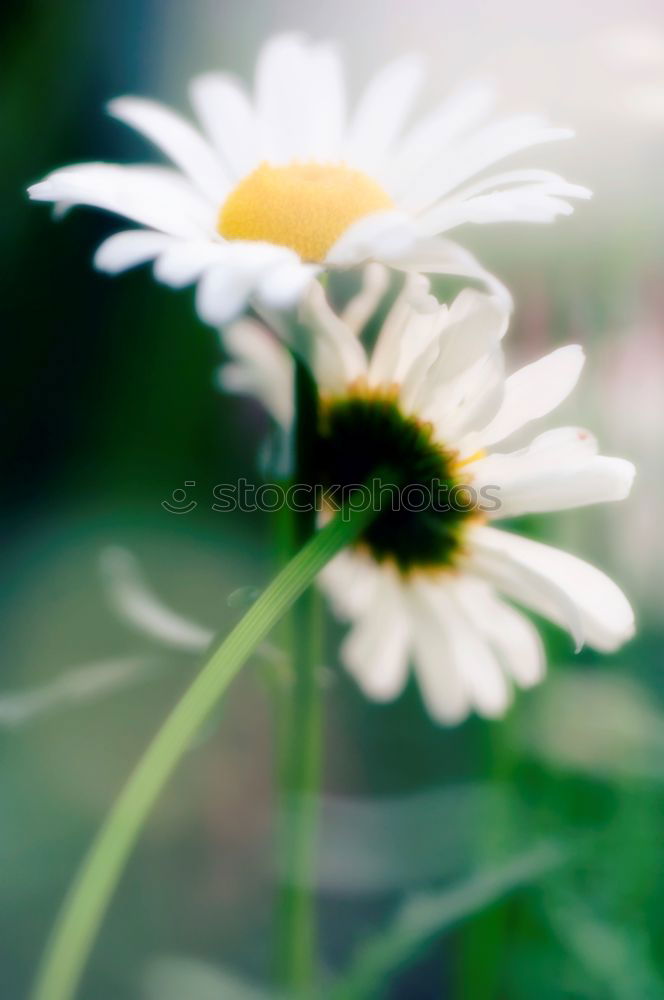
275, 359, 322, 991
31, 502, 375, 1000
275, 583, 322, 991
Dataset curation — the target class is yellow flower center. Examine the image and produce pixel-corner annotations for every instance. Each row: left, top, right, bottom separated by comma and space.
217, 162, 394, 263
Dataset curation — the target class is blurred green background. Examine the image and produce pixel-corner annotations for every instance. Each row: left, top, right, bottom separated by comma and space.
2, 1, 664, 997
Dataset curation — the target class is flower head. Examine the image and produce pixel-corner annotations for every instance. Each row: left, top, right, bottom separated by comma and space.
28, 33, 589, 325
221, 272, 635, 723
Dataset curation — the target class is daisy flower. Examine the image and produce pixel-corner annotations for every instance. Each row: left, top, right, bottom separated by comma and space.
28, 33, 589, 325
220, 272, 635, 723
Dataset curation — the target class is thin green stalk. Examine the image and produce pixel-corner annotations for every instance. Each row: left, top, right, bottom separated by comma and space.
31, 501, 375, 1000
455, 721, 516, 998
275, 583, 322, 991
275, 359, 322, 991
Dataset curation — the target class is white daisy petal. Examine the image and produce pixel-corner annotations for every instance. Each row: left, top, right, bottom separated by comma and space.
488, 605, 545, 688
152, 241, 227, 287
94, 229, 175, 274
470, 527, 635, 652
255, 33, 314, 162
368, 273, 439, 387
29, 163, 213, 238
100, 547, 213, 651
476, 345, 585, 447
438, 167, 590, 205
108, 97, 230, 202
345, 53, 425, 173
401, 115, 574, 216
219, 319, 294, 429
428, 347, 506, 442
197, 242, 301, 325
297, 280, 368, 392
471, 427, 636, 518
341, 576, 411, 702
418, 179, 592, 234
340, 263, 390, 336
255, 260, 320, 311
403, 289, 509, 412
189, 72, 262, 180
325, 211, 417, 267
467, 532, 584, 652
389, 237, 513, 308
95, 230, 228, 292
406, 585, 471, 723
412, 579, 512, 719
196, 264, 243, 325
254, 34, 346, 163
387, 307, 442, 398
455, 578, 545, 688
305, 42, 346, 161
385, 80, 497, 194
319, 549, 383, 620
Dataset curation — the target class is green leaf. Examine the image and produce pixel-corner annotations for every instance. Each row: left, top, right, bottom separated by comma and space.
332, 841, 566, 1000
142, 955, 276, 1000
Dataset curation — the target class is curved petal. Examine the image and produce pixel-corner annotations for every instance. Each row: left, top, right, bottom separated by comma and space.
367, 273, 440, 387
94, 229, 175, 274
152, 241, 228, 287
406, 584, 471, 723
189, 72, 262, 179
455, 578, 545, 688
344, 53, 425, 173
401, 114, 574, 216
219, 319, 294, 429
29, 163, 214, 238
325, 211, 417, 267
418, 177, 591, 234
469, 526, 635, 653
196, 242, 299, 325
403, 289, 509, 413
297, 280, 368, 392
426, 346, 506, 442
108, 97, 229, 202
475, 345, 585, 447
384, 80, 497, 193
341, 575, 411, 702
255, 259, 319, 311
389, 236, 513, 308
410, 578, 512, 720
340, 263, 390, 336
100, 547, 213, 651
471, 427, 635, 518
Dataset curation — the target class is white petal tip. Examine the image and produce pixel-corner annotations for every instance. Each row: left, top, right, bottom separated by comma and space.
106, 96, 134, 118
564, 344, 586, 370
601, 616, 637, 653
611, 460, 637, 501
429, 706, 471, 727
27, 181, 53, 201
